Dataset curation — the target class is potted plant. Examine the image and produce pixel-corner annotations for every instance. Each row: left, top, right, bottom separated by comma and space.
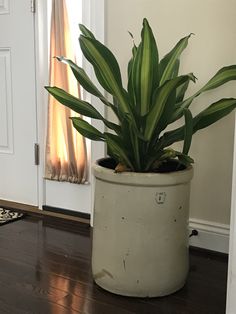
46, 18, 236, 297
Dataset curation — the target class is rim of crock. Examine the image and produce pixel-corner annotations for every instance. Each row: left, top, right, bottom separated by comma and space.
93, 158, 193, 187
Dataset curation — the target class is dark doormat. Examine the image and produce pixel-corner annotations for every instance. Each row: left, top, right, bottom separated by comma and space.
0, 208, 25, 225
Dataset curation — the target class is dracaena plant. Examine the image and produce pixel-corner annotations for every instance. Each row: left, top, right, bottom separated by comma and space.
46, 18, 236, 172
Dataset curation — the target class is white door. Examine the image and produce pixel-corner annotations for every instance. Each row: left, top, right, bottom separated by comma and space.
0, 0, 38, 205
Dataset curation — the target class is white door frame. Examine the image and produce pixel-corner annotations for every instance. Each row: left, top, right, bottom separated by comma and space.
34, 0, 105, 210
226, 113, 236, 313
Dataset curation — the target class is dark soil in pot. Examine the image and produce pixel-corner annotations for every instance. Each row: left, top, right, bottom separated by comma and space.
97, 158, 186, 173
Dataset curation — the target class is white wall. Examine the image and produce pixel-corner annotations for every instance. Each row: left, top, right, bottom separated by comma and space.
105, 0, 236, 231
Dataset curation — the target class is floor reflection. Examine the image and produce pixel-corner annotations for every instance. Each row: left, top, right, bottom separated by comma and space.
35, 220, 91, 313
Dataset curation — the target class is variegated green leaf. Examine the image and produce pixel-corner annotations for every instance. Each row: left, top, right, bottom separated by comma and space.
158, 149, 193, 166
199, 65, 236, 92
79, 24, 95, 39
159, 34, 192, 85
79, 35, 131, 116
177, 154, 194, 167
170, 95, 195, 123
161, 98, 236, 148
103, 119, 121, 134
131, 18, 159, 115
193, 98, 236, 131
172, 60, 180, 79
127, 43, 138, 107
47, 84, 120, 134
182, 108, 193, 155
128, 123, 141, 170
55, 56, 121, 120
176, 79, 190, 103
159, 126, 184, 149
128, 31, 138, 66
104, 133, 134, 170
172, 65, 236, 122
127, 43, 138, 78
56, 56, 104, 98
45, 86, 103, 119
71, 117, 104, 141
144, 74, 195, 141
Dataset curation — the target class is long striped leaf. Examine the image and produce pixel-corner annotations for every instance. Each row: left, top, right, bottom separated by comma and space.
104, 133, 134, 170
47, 85, 120, 134
144, 74, 196, 141
56, 57, 104, 98
79, 35, 131, 116
170, 95, 195, 122
172, 60, 180, 79
121, 119, 141, 170
167, 79, 192, 123
79, 24, 95, 39
79, 35, 122, 93
199, 65, 236, 92
150, 89, 176, 140
161, 98, 236, 148
45, 86, 103, 119
129, 42, 142, 109
127, 43, 138, 107
176, 79, 190, 103
71, 117, 104, 141
127, 31, 137, 78
127, 43, 138, 78
182, 108, 193, 155
103, 119, 121, 135
159, 34, 192, 85
131, 18, 159, 115
55, 56, 120, 119
140, 18, 159, 114
129, 126, 141, 170
193, 98, 236, 131
159, 126, 184, 149
177, 154, 194, 167
171, 65, 236, 122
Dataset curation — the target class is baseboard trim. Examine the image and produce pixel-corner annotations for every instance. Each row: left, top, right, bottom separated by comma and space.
42, 205, 91, 221
0, 199, 90, 225
189, 218, 230, 254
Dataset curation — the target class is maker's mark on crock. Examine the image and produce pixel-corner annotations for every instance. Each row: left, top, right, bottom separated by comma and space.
155, 192, 166, 204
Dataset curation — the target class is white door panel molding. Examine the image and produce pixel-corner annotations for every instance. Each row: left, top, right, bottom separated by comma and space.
0, 0, 9, 14
0, 48, 13, 153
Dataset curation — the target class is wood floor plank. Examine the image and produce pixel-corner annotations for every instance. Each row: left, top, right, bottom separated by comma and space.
0, 215, 228, 314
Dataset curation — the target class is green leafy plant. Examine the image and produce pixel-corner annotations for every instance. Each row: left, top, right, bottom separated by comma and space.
46, 18, 236, 172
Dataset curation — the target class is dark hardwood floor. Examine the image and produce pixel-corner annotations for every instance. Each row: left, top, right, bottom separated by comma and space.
0, 214, 228, 314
